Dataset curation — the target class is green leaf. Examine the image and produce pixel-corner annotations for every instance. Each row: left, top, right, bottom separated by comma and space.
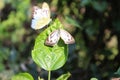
0, 0, 5, 10
56, 72, 71, 80
65, 16, 82, 29
11, 73, 34, 80
0, 63, 4, 71
38, 76, 44, 80
92, 1, 107, 12
114, 67, 120, 77
80, 0, 91, 6
90, 78, 98, 80
32, 19, 68, 71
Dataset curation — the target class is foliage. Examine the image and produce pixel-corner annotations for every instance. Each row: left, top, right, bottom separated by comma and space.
0, 0, 120, 80
12, 73, 34, 80
51, 0, 120, 79
32, 19, 68, 71
11, 19, 69, 80
0, 0, 32, 79
56, 72, 71, 80
90, 78, 98, 80
12, 72, 71, 80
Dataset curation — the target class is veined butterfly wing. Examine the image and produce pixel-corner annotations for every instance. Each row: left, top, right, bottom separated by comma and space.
45, 30, 60, 46
60, 29, 75, 44
31, 6, 42, 29
32, 6, 42, 19
42, 2, 51, 19
31, 2, 51, 30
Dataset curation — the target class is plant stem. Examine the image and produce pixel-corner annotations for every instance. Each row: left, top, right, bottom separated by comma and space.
48, 70, 51, 80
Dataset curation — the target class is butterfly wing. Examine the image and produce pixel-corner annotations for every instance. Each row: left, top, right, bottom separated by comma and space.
42, 2, 51, 19
38, 2, 51, 29
32, 6, 42, 19
45, 30, 60, 46
31, 2, 51, 30
60, 29, 75, 44
31, 6, 43, 29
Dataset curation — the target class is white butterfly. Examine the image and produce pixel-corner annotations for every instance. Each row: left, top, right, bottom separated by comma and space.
31, 2, 51, 30
45, 29, 75, 46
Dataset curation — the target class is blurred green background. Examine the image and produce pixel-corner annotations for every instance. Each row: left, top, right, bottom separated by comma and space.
0, 0, 120, 80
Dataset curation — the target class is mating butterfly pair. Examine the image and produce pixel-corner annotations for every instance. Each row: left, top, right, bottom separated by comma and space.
31, 2, 75, 46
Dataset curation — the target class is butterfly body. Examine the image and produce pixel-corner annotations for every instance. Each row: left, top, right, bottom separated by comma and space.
45, 29, 75, 46
31, 2, 51, 30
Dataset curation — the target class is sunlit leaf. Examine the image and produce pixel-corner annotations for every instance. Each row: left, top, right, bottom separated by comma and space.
38, 76, 44, 80
90, 78, 98, 80
11, 73, 34, 80
32, 19, 68, 71
56, 72, 71, 80
0, 0, 5, 10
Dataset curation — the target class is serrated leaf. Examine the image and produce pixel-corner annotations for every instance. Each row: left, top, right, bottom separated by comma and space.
32, 19, 68, 71
56, 72, 71, 80
11, 73, 34, 80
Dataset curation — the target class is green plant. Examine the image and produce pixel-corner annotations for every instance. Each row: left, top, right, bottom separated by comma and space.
2, 0, 119, 79
12, 19, 71, 80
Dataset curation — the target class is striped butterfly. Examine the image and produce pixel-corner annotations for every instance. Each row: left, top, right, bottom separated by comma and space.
31, 2, 51, 30
45, 29, 75, 46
